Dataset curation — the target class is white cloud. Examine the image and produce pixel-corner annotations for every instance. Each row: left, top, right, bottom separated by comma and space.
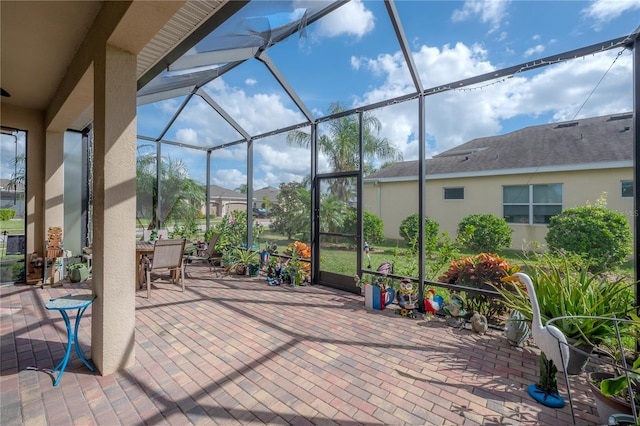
582, 0, 640, 29
451, 0, 511, 33
314, 0, 375, 39
523, 44, 545, 57
245, 78, 257, 86
352, 42, 632, 161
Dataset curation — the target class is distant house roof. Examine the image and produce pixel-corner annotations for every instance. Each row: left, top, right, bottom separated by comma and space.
208, 185, 245, 200
254, 186, 279, 204
366, 113, 633, 181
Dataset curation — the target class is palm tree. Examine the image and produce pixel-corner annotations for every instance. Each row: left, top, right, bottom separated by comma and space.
136, 147, 206, 229
286, 102, 403, 201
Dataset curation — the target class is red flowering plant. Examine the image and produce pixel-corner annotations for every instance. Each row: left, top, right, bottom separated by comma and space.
438, 253, 520, 322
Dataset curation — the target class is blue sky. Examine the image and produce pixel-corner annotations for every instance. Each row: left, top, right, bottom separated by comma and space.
135, 0, 639, 190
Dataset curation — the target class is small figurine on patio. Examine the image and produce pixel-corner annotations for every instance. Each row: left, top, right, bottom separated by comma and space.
395, 278, 417, 318
423, 289, 444, 321
470, 311, 488, 334
443, 294, 466, 329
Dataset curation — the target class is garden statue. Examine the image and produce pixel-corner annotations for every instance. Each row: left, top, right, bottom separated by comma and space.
423, 289, 444, 321
504, 309, 531, 347
395, 278, 417, 318
470, 312, 488, 334
444, 294, 466, 328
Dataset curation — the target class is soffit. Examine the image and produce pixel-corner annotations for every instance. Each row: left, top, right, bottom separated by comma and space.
0, 0, 229, 130
0, 1, 103, 111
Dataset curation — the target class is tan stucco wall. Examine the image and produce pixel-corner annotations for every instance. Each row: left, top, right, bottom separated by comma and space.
364, 167, 634, 251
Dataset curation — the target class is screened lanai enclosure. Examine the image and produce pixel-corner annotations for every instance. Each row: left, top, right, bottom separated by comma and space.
1, 1, 638, 307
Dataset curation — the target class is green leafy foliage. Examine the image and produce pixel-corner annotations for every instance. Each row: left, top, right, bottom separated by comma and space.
545, 201, 632, 271
599, 355, 640, 407
457, 213, 513, 253
270, 182, 310, 239
343, 210, 385, 245
438, 253, 521, 321
171, 220, 200, 242
399, 213, 439, 252
136, 147, 206, 228
495, 253, 635, 346
0, 209, 16, 221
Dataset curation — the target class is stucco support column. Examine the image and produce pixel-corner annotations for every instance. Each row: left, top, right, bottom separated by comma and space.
92, 44, 137, 375
44, 131, 65, 242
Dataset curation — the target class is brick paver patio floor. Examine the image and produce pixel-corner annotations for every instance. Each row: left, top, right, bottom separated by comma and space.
1, 265, 603, 425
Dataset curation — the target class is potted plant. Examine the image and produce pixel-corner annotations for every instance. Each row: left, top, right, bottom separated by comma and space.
588, 313, 640, 425
226, 247, 259, 275
67, 262, 90, 283
494, 253, 635, 375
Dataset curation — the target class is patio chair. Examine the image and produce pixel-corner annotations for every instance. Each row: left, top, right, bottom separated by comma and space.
142, 239, 186, 298
183, 233, 223, 277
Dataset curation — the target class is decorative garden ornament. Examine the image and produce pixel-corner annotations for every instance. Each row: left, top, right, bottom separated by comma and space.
503, 273, 569, 408
504, 310, 531, 347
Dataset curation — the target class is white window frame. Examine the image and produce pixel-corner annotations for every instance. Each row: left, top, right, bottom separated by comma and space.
503, 183, 563, 225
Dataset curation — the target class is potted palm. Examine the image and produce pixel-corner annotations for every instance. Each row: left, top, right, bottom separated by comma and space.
494, 253, 635, 375
226, 247, 259, 275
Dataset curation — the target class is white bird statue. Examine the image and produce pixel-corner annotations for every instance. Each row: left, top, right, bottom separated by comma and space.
503, 273, 569, 408
503, 273, 569, 372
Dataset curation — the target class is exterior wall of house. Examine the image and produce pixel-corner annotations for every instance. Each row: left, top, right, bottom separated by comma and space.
364, 166, 634, 251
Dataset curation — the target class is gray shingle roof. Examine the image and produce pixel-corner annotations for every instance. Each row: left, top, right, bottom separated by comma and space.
253, 186, 279, 203
208, 184, 244, 199
366, 113, 633, 179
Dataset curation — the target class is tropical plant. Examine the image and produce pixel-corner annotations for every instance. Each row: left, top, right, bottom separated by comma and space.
438, 253, 521, 322
493, 253, 636, 347
399, 213, 439, 252
136, 147, 206, 229
226, 247, 259, 275
282, 241, 311, 284
546, 195, 632, 271
457, 213, 513, 253
171, 220, 200, 242
270, 181, 310, 239
286, 101, 403, 202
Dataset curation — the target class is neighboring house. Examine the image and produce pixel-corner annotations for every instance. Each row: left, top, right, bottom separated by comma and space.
208, 185, 246, 217
253, 186, 279, 210
207, 185, 280, 217
364, 113, 634, 250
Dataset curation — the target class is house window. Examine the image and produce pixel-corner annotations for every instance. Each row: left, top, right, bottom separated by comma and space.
503, 184, 562, 224
444, 187, 464, 200
621, 180, 633, 198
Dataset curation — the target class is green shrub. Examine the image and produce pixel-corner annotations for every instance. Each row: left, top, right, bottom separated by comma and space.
343, 210, 385, 245
545, 202, 631, 271
399, 213, 439, 252
457, 213, 512, 253
0, 209, 16, 221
